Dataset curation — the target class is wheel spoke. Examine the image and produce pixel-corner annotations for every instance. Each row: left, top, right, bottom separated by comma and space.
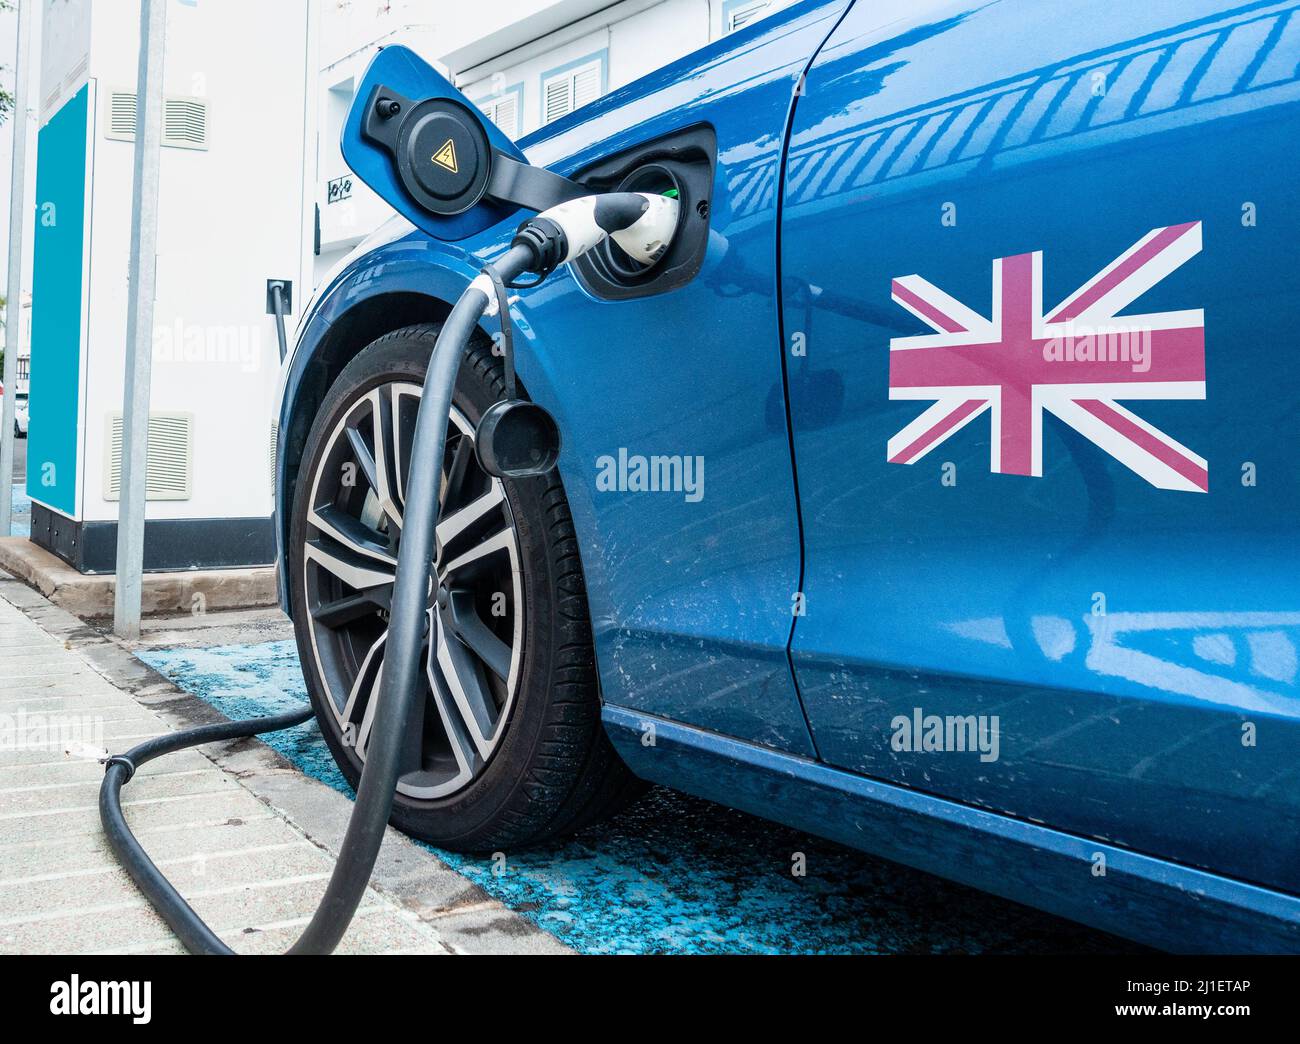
344, 425, 378, 493
445, 589, 511, 681
435, 611, 499, 760
425, 610, 480, 779
345, 633, 428, 781
309, 504, 395, 566
392, 385, 417, 506
312, 590, 388, 629
436, 483, 504, 548
304, 540, 395, 592
340, 631, 385, 727
352, 660, 384, 754
369, 389, 404, 531
440, 434, 474, 511
440, 527, 514, 578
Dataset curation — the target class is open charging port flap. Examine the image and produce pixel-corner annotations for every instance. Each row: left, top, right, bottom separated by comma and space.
571, 124, 716, 301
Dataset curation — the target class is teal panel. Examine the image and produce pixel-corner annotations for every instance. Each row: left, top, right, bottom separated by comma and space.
28, 84, 89, 518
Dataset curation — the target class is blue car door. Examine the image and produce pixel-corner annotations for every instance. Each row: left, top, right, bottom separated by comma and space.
503, 1, 851, 754
781, 0, 1300, 892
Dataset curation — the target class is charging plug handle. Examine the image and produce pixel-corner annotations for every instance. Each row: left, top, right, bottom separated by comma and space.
509, 192, 680, 280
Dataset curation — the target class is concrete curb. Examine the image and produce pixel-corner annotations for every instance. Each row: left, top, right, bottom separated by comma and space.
0, 575, 570, 955
0, 537, 277, 619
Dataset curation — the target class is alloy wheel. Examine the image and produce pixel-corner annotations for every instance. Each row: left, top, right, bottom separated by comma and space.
301, 381, 523, 799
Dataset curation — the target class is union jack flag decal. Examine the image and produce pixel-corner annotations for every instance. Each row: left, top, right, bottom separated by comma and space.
887, 221, 1207, 492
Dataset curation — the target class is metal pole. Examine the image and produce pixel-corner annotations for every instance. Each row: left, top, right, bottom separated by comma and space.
113, 0, 167, 639
0, 0, 34, 536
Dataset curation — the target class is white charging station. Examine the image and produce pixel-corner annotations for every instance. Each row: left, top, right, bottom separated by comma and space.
26, 0, 311, 572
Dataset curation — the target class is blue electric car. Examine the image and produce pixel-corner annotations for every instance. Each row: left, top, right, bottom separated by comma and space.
275, 0, 1300, 952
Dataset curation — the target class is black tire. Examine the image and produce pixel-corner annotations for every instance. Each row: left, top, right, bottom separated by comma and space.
289, 323, 644, 851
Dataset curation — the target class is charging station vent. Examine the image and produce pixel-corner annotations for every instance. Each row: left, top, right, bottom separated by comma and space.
105, 90, 209, 150
107, 90, 138, 140
164, 98, 208, 147
105, 412, 194, 501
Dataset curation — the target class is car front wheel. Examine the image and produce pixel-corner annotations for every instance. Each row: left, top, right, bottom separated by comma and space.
288, 323, 643, 850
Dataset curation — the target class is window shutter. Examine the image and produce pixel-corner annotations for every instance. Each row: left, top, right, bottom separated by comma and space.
728, 0, 770, 32
493, 93, 519, 137
478, 93, 519, 137
572, 63, 601, 108
269, 421, 279, 497
543, 59, 603, 125
544, 75, 572, 124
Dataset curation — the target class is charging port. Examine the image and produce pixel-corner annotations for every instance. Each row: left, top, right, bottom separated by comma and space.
571, 125, 715, 301
601, 164, 683, 280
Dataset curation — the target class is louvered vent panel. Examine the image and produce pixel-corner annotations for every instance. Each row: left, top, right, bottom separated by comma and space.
105, 92, 208, 149
164, 97, 208, 148
728, 1, 770, 31
269, 421, 279, 497
105, 413, 193, 501
479, 94, 520, 137
107, 90, 137, 141
572, 64, 601, 108
543, 76, 571, 124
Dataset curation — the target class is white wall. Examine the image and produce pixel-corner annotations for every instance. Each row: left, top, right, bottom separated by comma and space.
70, 0, 311, 524
610, 0, 712, 88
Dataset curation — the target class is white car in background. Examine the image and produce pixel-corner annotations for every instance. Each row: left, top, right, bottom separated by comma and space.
0, 382, 27, 437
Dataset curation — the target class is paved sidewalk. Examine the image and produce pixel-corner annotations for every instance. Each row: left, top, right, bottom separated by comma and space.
0, 576, 567, 955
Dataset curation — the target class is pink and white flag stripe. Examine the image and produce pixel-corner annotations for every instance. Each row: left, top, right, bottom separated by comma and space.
886, 221, 1207, 492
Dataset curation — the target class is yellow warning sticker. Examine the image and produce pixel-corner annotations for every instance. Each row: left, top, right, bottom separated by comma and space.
432, 138, 458, 174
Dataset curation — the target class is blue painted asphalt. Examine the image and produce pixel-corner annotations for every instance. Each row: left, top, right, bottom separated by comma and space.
136, 639, 1140, 954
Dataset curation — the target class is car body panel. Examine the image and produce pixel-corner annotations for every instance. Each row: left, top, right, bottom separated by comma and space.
782, 0, 1300, 894
604, 704, 1300, 954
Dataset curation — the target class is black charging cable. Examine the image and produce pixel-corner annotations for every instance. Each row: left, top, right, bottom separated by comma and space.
482, 263, 518, 401
99, 241, 538, 955
96, 194, 660, 955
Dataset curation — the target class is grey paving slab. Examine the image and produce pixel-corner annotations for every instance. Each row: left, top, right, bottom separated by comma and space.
0, 578, 568, 956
